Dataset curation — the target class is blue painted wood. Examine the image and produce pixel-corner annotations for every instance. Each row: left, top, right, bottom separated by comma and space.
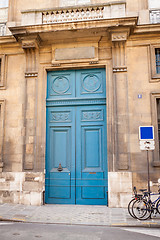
47, 70, 75, 99
45, 69, 107, 205
45, 107, 76, 204
76, 105, 108, 204
76, 69, 106, 99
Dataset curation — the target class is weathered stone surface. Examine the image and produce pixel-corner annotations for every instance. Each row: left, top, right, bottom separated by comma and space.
55, 47, 95, 61
108, 172, 132, 207
0, 172, 44, 205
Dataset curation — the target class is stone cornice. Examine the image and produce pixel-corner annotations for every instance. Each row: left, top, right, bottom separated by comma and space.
0, 35, 17, 44
134, 23, 160, 34
9, 17, 138, 41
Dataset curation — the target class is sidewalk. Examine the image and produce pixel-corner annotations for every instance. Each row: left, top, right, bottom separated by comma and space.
0, 203, 160, 227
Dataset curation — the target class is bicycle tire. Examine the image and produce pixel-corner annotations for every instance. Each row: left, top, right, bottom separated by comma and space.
156, 199, 160, 214
128, 198, 137, 218
132, 199, 151, 220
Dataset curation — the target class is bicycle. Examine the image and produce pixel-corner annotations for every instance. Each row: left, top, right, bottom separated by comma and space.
128, 187, 147, 218
132, 186, 160, 220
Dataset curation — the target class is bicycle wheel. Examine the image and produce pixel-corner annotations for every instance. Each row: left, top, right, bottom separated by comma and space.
132, 199, 151, 220
128, 198, 137, 218
156, 199, 160, 214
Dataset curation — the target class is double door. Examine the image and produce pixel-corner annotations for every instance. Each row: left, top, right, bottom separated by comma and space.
45, 69, 108, 205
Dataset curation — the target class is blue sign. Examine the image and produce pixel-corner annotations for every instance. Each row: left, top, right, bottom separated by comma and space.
139, 126, 154, 140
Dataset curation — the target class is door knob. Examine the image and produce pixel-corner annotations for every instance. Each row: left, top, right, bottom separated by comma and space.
57, 163, 63, 172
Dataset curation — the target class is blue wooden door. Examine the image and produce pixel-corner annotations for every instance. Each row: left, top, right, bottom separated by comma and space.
45, 69, 108, 205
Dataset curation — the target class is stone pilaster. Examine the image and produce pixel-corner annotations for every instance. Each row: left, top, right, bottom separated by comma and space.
111, 31, 130, 170
22, 36, 39, 170
0, 100, 5, 172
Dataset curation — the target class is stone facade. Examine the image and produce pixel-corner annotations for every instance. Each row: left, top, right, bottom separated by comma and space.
0, 0, 159, 207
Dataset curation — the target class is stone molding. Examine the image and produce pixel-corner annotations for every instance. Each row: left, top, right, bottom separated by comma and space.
0, 36, 16, 45
134, 24, 160, 34
25, 72, 38, 78
150, 44, 160, 81
10, 17, 138, 40
113, 67, 127, 73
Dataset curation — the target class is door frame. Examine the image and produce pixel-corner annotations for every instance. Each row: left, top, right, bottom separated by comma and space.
43, 64, 112, 205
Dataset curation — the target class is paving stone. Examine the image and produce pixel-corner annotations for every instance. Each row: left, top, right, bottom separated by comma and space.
0, 203, 160, 227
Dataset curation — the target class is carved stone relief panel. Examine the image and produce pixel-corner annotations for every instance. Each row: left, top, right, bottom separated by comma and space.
111, 32, 128, 72
22, 37, 40, 77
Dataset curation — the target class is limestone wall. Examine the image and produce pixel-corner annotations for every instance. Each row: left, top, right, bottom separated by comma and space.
0, 0, 159, 207
0, 172, 44, 205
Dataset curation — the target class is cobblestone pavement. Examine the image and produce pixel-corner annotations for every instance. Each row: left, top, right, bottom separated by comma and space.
0, 204, 160, 227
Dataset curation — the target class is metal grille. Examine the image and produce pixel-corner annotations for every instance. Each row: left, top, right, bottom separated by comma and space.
150, 10, 160, 24
0, 23, 6, 36
155, 48, 160, 74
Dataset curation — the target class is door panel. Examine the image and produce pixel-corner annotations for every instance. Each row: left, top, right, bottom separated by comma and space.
45, 69, 107, 205
83, 127, 101, 168
47, 70, 76, 99
76, 105, 107, 205
45, 107, 76, 204
76, 69, 106, 98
